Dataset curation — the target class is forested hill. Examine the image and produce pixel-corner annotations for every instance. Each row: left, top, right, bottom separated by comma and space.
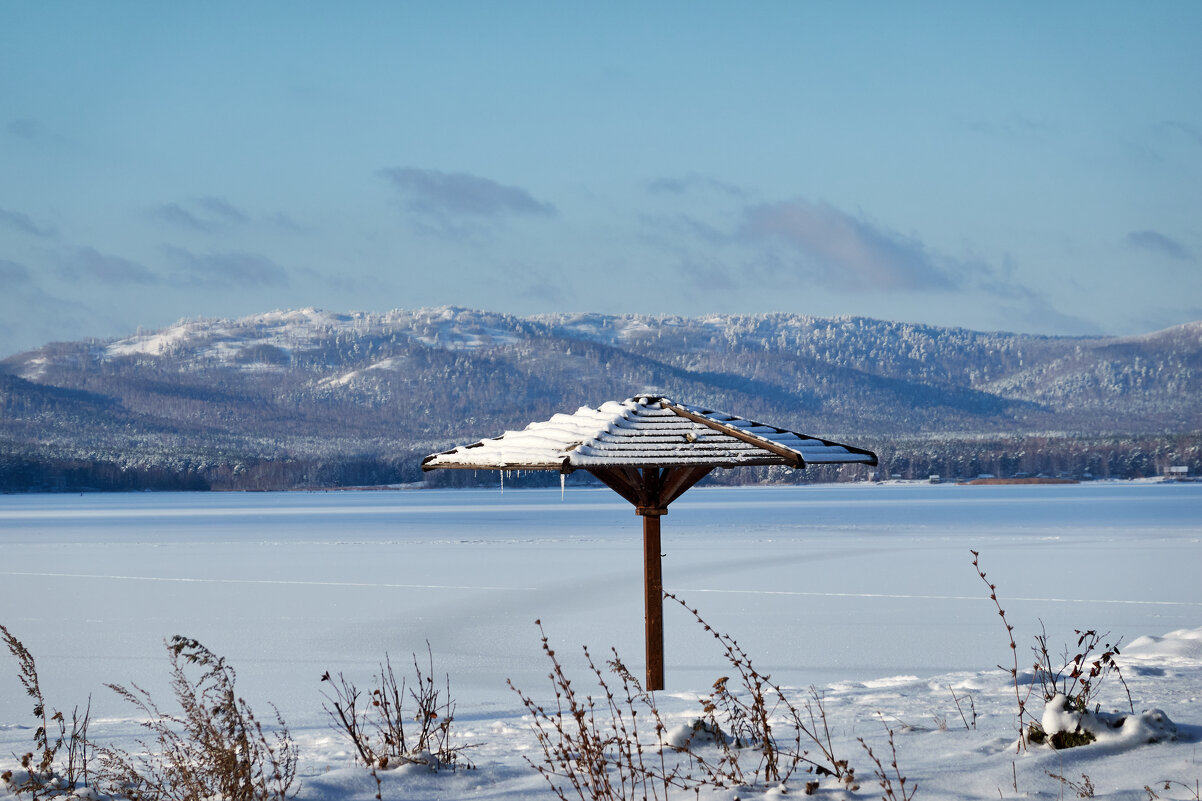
2, 308, 1200, 491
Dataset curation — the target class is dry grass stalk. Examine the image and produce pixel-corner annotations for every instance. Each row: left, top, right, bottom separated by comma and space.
0, 623, 93, 798
948, 685, 976, 730
97, 636, 297, 801
1047, 770, 1096, 799
858, 723, 917, 801
1145, 779, 1201, 800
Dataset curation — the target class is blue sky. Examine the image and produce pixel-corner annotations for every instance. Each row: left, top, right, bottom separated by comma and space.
2, 2, 1200, 355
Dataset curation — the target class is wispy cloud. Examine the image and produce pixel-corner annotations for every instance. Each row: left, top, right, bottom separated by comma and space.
151, 196, 249, 233
1003, 296, 1103, 336
4, 117, 71, 148
379, 167, 556, 219
1134, 306, 1202, 332
646, 173, 746, 198
0, 259, 31, 284
267, 212, 310, 234
0, 207, 56, 238
5, 118, 41, 140
965, 114, 1049, 140
503, 261, 571, 306
740, 199, 959, 292
638, 211, 730, 246
1158, 120, 1202, 147
1127, 229, 1193, 261
57, 247, 159, 285
197, 196, 248, 224
982, 274, 1102, 335
165, 247, 290, 288
153, 203, 209, 231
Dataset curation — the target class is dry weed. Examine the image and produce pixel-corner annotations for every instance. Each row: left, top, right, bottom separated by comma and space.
320, 643, 474, 771
0, 623, 93, 798
97, 636, 297, 801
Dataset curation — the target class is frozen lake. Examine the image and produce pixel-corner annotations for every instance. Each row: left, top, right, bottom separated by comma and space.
1, 481, 1200, 732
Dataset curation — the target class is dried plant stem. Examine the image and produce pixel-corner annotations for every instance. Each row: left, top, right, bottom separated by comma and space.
1047, 770, 1096, 799
1145, 779, 1201, 800
1, 623, 94, 796
858, 723, 916, 801
949, 685, 976, 730
971, 549, 1033, 751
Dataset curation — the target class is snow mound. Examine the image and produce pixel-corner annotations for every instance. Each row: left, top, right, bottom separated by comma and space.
1122, 627, 1202, 665
1041, 693, 1177, 749
662, 719, 730, 750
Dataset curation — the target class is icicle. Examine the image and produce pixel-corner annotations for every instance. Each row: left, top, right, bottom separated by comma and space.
560, 472, 566, 501
500, 470, 504, 494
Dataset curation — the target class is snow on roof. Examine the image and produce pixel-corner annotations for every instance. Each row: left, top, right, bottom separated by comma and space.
422, 395, 877, 472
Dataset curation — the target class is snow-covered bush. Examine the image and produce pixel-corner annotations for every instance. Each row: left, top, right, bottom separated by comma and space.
972, 550, 1173, 753
1038, 693, 1177, 749
1031, 625, 1132, 716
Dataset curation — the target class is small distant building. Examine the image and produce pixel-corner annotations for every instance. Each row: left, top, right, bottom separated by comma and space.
928, 474, 941, 484
1167, 465, 1190, 479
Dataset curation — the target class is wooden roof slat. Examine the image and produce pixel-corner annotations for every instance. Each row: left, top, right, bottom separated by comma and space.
421, 395, 877, 472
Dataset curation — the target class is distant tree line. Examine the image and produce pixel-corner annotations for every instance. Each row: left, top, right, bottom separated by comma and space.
0, 451, 427, 493
4, 433, 1198, 493
869, 434, 1202, 481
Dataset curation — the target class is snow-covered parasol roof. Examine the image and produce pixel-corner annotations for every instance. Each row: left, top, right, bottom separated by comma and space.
422, 394, 877, 472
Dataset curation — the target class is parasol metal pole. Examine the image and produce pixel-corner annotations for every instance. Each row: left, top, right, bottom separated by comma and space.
637, 504, 667, 691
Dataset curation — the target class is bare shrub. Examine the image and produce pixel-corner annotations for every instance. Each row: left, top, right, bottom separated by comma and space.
320, 643, 474, 771
508, 620, 693, 801
973, 553, 1141, 751
1031, 622, 1133, 714
0, 623, 93, 798
666, 592, 856, 789
97, 636, 297, 801
509, 597, 860, 800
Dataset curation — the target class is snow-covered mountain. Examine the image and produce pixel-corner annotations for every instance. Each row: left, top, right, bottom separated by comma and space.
2, 308, 1199, 490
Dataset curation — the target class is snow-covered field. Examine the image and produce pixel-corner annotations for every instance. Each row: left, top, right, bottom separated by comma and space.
1, 482, 1199, 799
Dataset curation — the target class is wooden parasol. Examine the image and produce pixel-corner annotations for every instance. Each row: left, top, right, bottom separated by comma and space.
422, 394, 877, 690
